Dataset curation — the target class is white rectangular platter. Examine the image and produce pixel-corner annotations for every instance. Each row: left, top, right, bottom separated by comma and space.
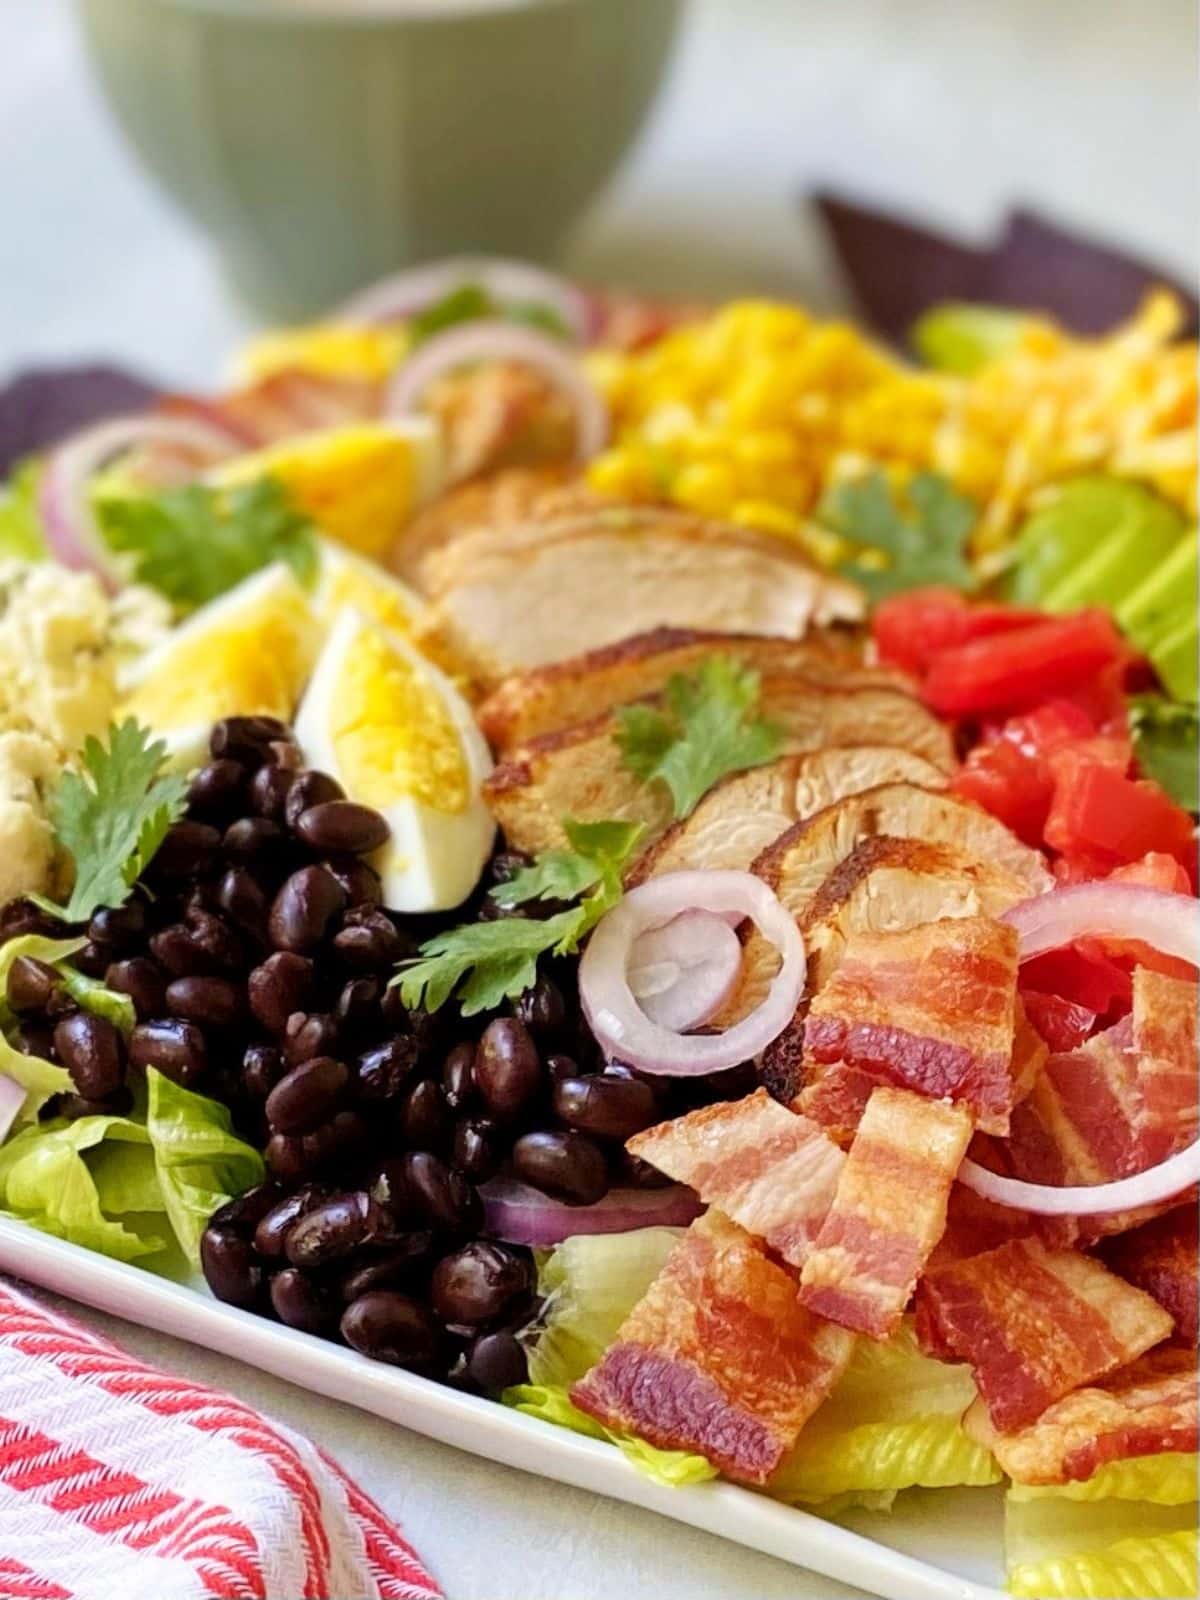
0, 1215, 1008, 1600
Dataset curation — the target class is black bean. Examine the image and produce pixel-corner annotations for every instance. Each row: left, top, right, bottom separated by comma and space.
285, 1191, 382, 1267
268, 739, 301, 771
268, 866, 345, 953
215, 867, 269, 940
402, 1151, 482, 1237
366, 1158, 414, 1228
300, 1110, 370, 1175
152, 820, 221, 880
104, 957, 166, 1021
56, 1087, 134, 1121
72, 941, 111, 979
187, 759, 248, 822
453, 1117, 502, 1182
223, 816, 288, 872
210, 715, 290, 765
338, 1234, 436, 1302
266, 1057, 350, 1134
270, 1267, 338, 1333
341, 1290, 443, 1371
249, 763, 295, 822
546, 1053, 580, 1084
332, 906, 403, 970
513, 976, 566, 1039
465, 1330, 528, 1395
0, 898, 60, 941
53, 1013, 125, 1099
668, 1059, 758, 1112
295, 801, 390, 856
441, 1042, 476, 1111
166, 976, 244, 1029
397, 1079, 453, 1154
264, 1132, 306, 1182
336, 977, 382, 1035
282, 1011, 340, 1067
323, 857, 383, 908
355, 1037, 418, 1102
284, 770, 345, 831
474, 1019, 541, 1121
6, 956, 60, 1015
512, 1129, 608, 1205
209, 1182, 283, 1237
431, 1242, 532, 1327
88, 899, 147, 951
253, 1183, 334, 1257
200, 1226, 263, 1309
552, 1073, 658, 1141
129, 1018, 207, 1087
248, 952, 314, 1034
12, 1021, 54, 1059
615, 1151, 675, 1189
242, 1042, 286, 1100
150, 924, 212, 979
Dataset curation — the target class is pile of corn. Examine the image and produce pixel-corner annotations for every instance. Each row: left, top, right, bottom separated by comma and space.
585, 291, 1197, 568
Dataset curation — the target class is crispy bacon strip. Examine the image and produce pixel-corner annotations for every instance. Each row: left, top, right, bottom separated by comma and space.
928, 1182, 1038, 1270
1133, 969, 1199, 1165
626, 1090, 844, 1268
964, 1346, 1198, 1484
799, 1087, 973, 1340
915, 1237, 1175, 1431
802, 917, 1019, 1134
570, 1210, 855, 1484
1102, 1207, 1199, 1345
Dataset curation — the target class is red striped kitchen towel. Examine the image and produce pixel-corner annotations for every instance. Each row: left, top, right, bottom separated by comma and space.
0, 1279, 441, 1600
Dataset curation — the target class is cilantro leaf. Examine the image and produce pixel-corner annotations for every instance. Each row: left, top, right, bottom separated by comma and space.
1130, 695, 1199, 813
615, 655, 783, 820
409, 283, 571, 346
397, 818, 644, 1016
95, 476, 317, 612
819, 470, 979, 600
32, 719, 189, 923
0, 461, 47, 561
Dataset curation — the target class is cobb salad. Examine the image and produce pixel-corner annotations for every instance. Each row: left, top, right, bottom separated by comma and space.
0, 258, 1196, 1600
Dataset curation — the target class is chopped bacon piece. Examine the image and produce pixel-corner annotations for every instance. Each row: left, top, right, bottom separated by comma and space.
964, 1346, 1198, 1484
802, 918, 1020, 1134
928, 1183, 1038, 1269
915, 1237, 1175, 1431
1019, 988, 1097, 1053
1132, 969, 1199, 1165
626, 1090, 844, 1268
1101, 1207, 1199, 1345
794, 1058, 882, 1145
1009, 996, 1049, 1105
798, 1087, 973, 1340
570, 1210, 855, 1484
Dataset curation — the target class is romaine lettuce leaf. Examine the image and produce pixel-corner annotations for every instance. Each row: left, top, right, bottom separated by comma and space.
0, 1033, 71, 1123
1006, 1490, 1198, 1599
0, 933, 134, 1035
1008, 1452, 1198, 1507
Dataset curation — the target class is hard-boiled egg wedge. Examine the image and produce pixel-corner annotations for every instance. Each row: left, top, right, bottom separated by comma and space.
211, 419, 443, 564
120, 563, 319, 768
295, 607, 494, 912
311, 538, 430, 641
234, 322, 408, 385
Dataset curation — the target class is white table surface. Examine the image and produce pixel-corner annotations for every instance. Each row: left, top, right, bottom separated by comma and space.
0, 3, 1195, 1596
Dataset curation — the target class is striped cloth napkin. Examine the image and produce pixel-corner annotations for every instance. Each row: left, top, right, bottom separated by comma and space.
0, 1279, 441, 1600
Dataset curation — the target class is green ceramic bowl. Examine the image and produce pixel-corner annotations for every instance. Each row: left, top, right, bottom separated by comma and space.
76, 0, 684, 318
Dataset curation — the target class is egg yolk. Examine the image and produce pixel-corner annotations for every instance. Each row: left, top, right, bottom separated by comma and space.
122, 610, 312, 730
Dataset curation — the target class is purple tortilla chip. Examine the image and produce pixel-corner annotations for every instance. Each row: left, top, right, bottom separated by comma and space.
0, 364, 161, 478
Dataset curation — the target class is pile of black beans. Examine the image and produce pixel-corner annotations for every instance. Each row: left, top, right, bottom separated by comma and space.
0, 714, 754, 1395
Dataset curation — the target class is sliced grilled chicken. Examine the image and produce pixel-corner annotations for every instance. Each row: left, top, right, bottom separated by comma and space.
422, 509, 864, 686
477, 627, 903, 751
485, 686, 956, 857
629, 747, 950, 884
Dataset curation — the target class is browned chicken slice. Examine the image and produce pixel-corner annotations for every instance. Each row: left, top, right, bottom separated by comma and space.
485, 685, 956, 857
477, 627, 906, 751
708, 783, 1051, 1031
629, 746, 950, 884
421, 508, 865, 686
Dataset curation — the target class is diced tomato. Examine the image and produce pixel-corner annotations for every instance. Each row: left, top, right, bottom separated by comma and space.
1020, 989, 1097, 1052
1021, 945, 1133, 1018
1057, 661, 1134, 735
872, 588, 1042, 677
952, 740, 1053, 847
922, 609, 1125, 717
1001, 700, 1096, 757
1044, 759, 1197, 875
1052, 850, 1124, 885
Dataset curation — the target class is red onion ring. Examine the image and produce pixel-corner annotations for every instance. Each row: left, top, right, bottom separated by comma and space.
385, 321, 609, 462
38, 415, 240, 588
959, 1142, 1200, 1216
628, 909, 742, 1032
336, 258, 590, 342
1003, 883, 1200, 968
579, 870, 806, 1076
0, 1075, 24, 1144
480, 1178, 701, 1248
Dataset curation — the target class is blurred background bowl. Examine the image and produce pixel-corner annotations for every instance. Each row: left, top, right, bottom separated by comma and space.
76, 0, 683, 318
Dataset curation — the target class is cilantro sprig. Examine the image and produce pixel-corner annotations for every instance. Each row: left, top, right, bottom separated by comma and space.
95, 475, 317, 612
32, 719, 188, 924
818, 470, 978, 600
395, 819, 644, 1017
615, 655, 783, 820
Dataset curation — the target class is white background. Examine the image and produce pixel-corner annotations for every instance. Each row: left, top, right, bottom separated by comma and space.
0, 3, 1196, 1596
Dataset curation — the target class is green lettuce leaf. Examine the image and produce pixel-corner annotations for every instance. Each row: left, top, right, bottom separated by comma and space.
0, 933, 134, 1036
1005, 1491, 1198, 1599
0, 462, 48, 561
0, 1034, 71, 1123
911, 303, 1030, 375
1130, 697, 1199, 812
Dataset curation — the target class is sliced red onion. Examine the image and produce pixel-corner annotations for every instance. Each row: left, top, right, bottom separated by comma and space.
628, 909, 742, 1032
385, 320, 609, 462
0, 1074, 25, 1144
1003, 883, 1200, 967
480, 1177, 701, 1248
579, 870, 806, 1076
336, 257, 590, 342
959, 1142, 1200, 1217
38, 415, 240, 588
